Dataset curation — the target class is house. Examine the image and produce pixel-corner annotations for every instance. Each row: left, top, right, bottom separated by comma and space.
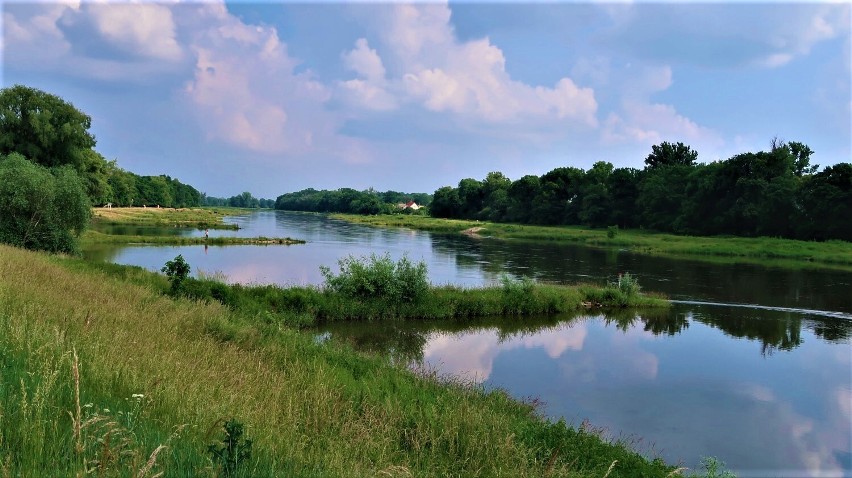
404, 201, 421, 210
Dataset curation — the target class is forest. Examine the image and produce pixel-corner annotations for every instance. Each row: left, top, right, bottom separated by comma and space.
429, 141, 851, 241
275, 188, 431, 215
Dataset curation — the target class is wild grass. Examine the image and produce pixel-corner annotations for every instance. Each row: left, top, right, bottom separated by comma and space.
0, 244, 683, 477
81, 230, 305, 246
92, 206, 241, 230
331, 214, 852, 270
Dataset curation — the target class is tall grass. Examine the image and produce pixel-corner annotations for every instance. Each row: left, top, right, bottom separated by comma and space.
0, 244, 680, 476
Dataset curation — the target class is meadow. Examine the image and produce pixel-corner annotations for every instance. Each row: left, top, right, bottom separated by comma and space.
0, 244, 683, 477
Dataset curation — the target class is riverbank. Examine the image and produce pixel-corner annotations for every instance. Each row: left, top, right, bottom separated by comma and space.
81, 230, 305, 246
87, 207, 305, 246
331, 214, 852, 270
0, 244, 679, 477
92, 206, 244, 229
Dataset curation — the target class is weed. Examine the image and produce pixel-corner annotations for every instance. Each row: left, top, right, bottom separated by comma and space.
207, 419, 253, 477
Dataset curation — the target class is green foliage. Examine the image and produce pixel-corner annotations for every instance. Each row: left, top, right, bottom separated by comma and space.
607, 225, 619, 238
207, 419, 253, 477
0, 153, 91, 253
426, 139, 849, 241
161, 254, 191, 294
688, 456, 737, 478
0, 84, 96, 170
613, 272, 641, 296
320, 253, 429, 305
500, 275, 536, 313
275, 187, 430, 215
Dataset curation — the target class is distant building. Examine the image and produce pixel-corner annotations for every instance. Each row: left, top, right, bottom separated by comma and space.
404, 201, 422, 210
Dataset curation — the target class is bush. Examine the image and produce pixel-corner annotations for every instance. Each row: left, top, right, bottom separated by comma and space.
500, 275, 536, 314
0, 153, 91, 253
161, 255, 190, 294
613, 272, 641, 296
319, 253, 429, 304
607, 225, 618, 238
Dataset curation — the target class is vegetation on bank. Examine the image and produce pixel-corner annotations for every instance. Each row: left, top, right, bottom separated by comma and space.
428, 141, 850, 241
331, 214, 852, 269
92, 207, 241, 230
81, 230, 306, 246
0, 244, 679, 477
275, 187, 432, 215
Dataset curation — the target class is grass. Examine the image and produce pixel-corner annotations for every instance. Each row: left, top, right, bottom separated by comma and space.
81, 230, 306, 246
0, 244, 684, 477
331, 214, 852, 271
92, 206, 243, 230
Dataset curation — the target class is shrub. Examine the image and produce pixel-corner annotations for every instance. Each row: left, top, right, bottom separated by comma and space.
607, 225, 618, 238
500, 275, 536, 314
320, 253, 429, 305
613, 272, 641, 296
161, 255, 190, 294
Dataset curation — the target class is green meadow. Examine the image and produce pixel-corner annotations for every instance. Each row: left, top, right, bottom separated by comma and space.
0, 244, 683, 477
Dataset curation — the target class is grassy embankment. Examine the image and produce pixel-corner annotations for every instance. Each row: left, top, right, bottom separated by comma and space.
84, 207, 304, 246
332, 214, 852, 270
0, 244, 680, 477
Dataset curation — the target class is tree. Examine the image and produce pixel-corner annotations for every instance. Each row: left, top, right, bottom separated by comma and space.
0, 85, 96, 170
644, 141, 698, 170
0, 153, 91, 253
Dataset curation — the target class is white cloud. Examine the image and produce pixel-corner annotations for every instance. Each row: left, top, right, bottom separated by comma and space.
339, 38, 396, 111
603, 65, 723, 152
184, 18, 334, 155
83, 3, 182, 61
343, 38, 385, 83
353, 2, 598, 126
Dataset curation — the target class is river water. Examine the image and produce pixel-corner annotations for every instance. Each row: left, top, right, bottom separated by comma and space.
84, 210, 852, 477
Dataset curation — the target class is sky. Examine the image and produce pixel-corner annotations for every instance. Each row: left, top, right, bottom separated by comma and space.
2, 1, 850, 199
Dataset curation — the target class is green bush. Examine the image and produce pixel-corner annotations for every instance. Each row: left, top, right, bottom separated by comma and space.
614, 272, 641, 296
161, 255, 190, 294
607, 225, 619, 238
207, 418, 253, 477
320, 253, 429, 305
0, 153, 91, 253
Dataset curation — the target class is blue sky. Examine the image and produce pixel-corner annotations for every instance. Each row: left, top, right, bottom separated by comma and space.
3, 1, 850, 198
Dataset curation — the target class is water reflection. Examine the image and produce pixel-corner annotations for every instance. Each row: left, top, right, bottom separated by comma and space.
318, 305, 852, 475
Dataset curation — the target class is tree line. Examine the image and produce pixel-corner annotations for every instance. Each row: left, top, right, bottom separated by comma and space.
275, 188, 432, 215
0, 85, 208, 253
430, 141, 851, 241
204, 192, 275, 209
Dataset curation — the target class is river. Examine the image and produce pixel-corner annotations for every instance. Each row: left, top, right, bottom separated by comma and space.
84, 210, 852, 477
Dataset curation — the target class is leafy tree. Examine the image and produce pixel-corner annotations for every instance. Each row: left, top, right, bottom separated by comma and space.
644, 141, 698, 170
161, 254, 190, 294
429, 186, 462, 218
0, 153, 91, 253
0, 85, 96, 170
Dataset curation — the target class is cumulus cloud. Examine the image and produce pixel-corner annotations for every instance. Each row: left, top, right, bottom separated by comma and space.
602, 3, 850, 69
182, 3, 331, 154
341, 2, 598, 126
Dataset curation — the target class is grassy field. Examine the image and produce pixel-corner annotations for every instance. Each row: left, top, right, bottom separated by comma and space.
87, 207, 305, 246
331, 214, 852, 270
92, 206, 242, 229
0, 244, 685, 477
81, 230, 305, 246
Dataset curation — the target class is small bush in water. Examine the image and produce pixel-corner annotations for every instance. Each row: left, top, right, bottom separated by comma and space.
613, 272, 641, 296
320, 253, 428, 304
